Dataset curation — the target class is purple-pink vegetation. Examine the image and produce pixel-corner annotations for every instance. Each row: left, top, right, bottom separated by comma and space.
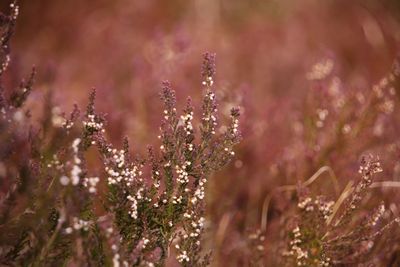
1, 0, 400, 266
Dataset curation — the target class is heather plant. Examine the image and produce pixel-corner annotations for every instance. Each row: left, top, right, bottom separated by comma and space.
280, 155, 400, 266
87, 54, 240, 266
0, 3, 241, 266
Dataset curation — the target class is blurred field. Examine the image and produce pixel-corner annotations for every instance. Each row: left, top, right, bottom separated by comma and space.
2, 0, 400, 265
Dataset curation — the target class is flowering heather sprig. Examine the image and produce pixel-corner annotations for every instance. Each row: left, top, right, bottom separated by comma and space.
82, 88, 106, 149
333, 155, 382, 228
0, 2, 36, 109
0, 1, 18, 76
200, 53, 218, 140
201, 52, 216, 87
8, 66, 36, 109
62, 103, 80, 130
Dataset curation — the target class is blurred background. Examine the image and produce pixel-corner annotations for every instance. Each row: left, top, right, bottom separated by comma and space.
3, 0, 400, 264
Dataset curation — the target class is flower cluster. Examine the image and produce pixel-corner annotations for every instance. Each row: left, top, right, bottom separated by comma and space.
83, 176, 100, 193
306, 58, 334, 81
175, 161, 191, 184
104, 147, 142, 186
65, 217, 91, 234
70, 138, 82, 185
284, 226, 308, 266
83, 114, 104, 132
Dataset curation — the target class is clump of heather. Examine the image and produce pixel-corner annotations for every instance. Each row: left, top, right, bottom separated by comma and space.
0, 3, 240, 266
209, 52, 400, 265
281, 155, 399, 266
87, 53, 240, 266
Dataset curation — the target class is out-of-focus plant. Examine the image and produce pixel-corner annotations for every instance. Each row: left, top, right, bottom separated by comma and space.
0, 3, 240, 266
280, 155, 400, 266
209, 48, 400, 266
223, 54, 400, 265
